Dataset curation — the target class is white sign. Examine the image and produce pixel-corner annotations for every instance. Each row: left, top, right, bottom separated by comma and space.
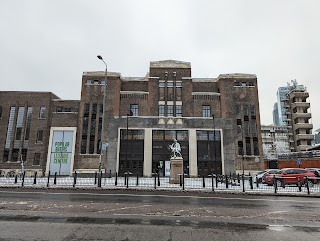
49, 130, 74, 175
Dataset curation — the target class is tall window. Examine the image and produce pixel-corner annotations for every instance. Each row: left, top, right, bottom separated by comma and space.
202, 105, 211, 117
159, 81, 165, 101
33, 153, 41, 165
130, 104, 139, 116
176, 105, 182, 117
167, 81, 174, 101
24, 107, 33, 140
176, 81, 182, 101
39, 106, 46, 119
36, 130, 43, 142
167, 105, 174, 117
158, 105, 165, 116
5, 107, 16, 149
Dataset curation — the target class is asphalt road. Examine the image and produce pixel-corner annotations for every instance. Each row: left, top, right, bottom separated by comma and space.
0, 188, 319, 241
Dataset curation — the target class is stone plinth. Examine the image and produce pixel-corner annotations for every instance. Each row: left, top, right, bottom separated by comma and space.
169, 157, 183, 184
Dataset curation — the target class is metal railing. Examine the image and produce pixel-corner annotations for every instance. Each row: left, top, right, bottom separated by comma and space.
0, 171, 319, 195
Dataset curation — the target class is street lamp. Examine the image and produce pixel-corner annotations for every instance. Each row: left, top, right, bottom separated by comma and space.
97, 55, 107, 172
212, 114, 217, 175
125, 111, 133, 175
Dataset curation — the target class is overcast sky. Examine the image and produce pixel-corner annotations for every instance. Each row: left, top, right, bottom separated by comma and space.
1, 0, 319, 128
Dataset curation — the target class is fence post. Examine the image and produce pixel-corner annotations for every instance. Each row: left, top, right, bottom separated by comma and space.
98, 171, 102, 187
249, 176, 253, 190
54, 172, 57, 185
73, 171, 77, 188
274, 175, 277, 194
211, 174, 215, 192
298, 176, 301, 192
225, 175, 229, 189
242, 174, 245, 192
202, 174, 205, 188
47, 171, 50, 187
136, 172, 139, 186
216, 174, 218, 188
157, 171, 160, 187
21, 171, 25, 187
33, 172, 37, 185
115, 172, 118, 186
126, 172, 129, 188
182, 173, 185, 191
306, 177, 310, 194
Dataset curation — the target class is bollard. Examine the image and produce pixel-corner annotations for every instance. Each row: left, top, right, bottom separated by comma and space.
225, 175, 229, 189
256, 176, 259, 188
21, 171, 25, 187
237, 173, 240, 184
242, 174, 245, 192
274, 175, 277, 194
47, 171, 50, 187
306, 177, 310, 194
54, 172, 57, 185
249, 176, 253, 190
154, 173, 157, 189
136, 172, 139, 186
73, 171, 77, 187
33, 172, 37, 185
94, 172, 97, 185
124, 173, 127, 186
202, 174, 205, 188
14, 175, 18, 184
179, 175, 182, 187
109, 170, 112, 178
115, 172, 118, 186
298, 176, 301, 192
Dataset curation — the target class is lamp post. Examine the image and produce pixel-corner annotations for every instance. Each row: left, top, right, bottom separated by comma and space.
125, 111, 133, 175
212, 114, 217, 175
97, 55, 107, 173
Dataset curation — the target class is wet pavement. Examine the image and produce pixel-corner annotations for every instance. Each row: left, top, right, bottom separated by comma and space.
0, 188, 319, 240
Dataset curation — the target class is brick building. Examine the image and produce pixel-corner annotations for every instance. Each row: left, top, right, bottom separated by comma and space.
0, 60, 263, 177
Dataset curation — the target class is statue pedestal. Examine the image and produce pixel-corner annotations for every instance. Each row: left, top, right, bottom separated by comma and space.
169, 157, 183, 184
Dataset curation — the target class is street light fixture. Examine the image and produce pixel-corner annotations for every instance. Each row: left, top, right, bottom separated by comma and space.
125, 111, 133, 175
97, 55, 107, 173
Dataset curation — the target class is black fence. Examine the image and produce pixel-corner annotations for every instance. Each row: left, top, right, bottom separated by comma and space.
0, 171, 319, 195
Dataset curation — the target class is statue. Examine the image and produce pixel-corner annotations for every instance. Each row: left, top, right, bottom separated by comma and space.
169, 139, 182, 158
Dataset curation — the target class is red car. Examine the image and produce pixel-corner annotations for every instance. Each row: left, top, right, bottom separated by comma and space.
264, 168, 316, 187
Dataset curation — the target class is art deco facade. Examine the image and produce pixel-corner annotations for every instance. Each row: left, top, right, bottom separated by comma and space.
0, 60, 264, 177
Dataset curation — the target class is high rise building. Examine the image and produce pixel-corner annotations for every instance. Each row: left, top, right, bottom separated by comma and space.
285, 81, 314, 152
273, 81, 304, 126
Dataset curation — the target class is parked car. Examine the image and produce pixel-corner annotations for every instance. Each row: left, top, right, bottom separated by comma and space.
264, 168, 316, 187
255, 169, 279, 183
306, 168, 320, 177
261, 169, 280, 184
